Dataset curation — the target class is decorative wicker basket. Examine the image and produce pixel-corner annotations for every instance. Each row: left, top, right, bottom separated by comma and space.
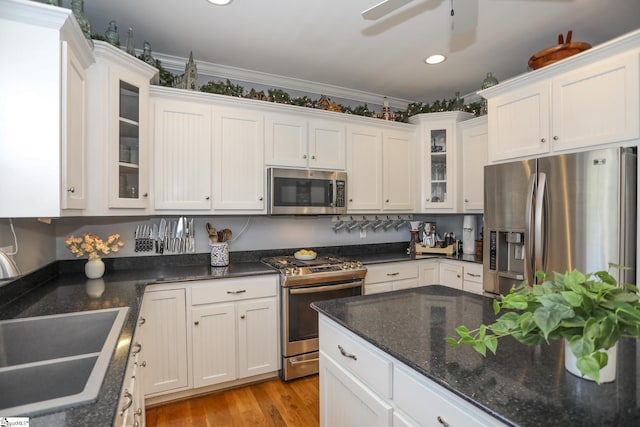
528, 31, 591, 70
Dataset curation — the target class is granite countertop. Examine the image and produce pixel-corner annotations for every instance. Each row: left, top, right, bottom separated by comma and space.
312, 285, 640, 427
0, 259, 277, 427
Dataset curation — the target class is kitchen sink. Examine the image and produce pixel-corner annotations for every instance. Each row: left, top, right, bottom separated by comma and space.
0, 307, 129, 416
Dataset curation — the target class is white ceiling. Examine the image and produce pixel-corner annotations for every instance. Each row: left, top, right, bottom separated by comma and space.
83, 0, 640, 107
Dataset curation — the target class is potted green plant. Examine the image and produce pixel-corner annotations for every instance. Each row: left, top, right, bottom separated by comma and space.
446, 264, 640, 384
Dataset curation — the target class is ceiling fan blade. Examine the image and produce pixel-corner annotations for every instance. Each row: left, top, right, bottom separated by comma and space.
362, 0, 414, 20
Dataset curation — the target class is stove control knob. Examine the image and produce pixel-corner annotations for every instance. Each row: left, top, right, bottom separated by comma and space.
292, 267, 299, 275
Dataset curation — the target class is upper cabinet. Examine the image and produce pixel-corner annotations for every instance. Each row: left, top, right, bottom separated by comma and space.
482, 33, 640, 163
410, 112, 473, 212
152, 92, 213, 211
265, 115, 346, 170
346, 124, 415, 212
85, 42, 158, 214
0, 1, 94, 217
459, 117, 488, 212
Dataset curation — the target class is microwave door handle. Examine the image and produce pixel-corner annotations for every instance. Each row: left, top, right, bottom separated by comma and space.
330, 180, 336, 207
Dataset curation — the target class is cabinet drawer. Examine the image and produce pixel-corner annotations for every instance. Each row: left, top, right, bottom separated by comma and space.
192, 276, 278, 305
463, 263, 483, 283
319, 317, 392, 399
394, 364, 506, 427
366, 262, 418, 285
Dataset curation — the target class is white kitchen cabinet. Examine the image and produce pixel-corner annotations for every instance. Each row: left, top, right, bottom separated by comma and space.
439, 262, 463, 290
485, 49, 639, 163
365, 262, 418, 295
212, 106, 266, 212
318, 315, 506, 427
460, 116, 488, 212
140, 287, 189, 396
410, 112, 473, 212
85, 41, 158, 215
265, 114, 308, 168
191, 276, 278, 388
309, 119, 346, 170
115, 327, 145, 427
152, 95, 213, 210
346, 126, 414, 212
0, 1, 93, 217
462, 262, 484, 295
417, 259, 439, 286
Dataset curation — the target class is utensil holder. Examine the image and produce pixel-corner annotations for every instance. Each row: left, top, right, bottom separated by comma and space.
210, 242, 229, 267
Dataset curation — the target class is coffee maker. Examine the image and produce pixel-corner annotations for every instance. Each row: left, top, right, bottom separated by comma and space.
462, 216, 476, 254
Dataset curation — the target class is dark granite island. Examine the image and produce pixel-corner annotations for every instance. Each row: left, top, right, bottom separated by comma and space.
312, 285, 640, 427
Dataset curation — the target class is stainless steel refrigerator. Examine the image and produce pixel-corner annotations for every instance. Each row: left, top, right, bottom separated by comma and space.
483, 147, 637, 295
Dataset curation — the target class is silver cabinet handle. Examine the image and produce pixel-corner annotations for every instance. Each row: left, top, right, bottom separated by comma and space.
194, 320, 200, 325
303, 154, 308, 159
437, 416, 450, 427
338, 344, 357, 361
119, 390, 133, 416
138, 317, 146, 326
227, 289, 247, 294
131, 342, 142, 355
259, 197, 264, 201
311, 155, 316, 160
456, 274, 461, 278
385, 199, 390, 203
206, 196, 210, 200
426, 198, 430, 202
240, 315, 246, 319
387, 272, 400, 276
142, 193, 148, 197
540, 138, 546, 143
466, 272, 481, 278
139, 361, 147, 367
464, 199, 469, 203
135, 408, 143, 416
67, 186, 75, 193
553, 135, 559, 141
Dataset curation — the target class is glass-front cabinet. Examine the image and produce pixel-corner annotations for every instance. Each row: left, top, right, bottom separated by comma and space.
409, 112, 473, 212
118, 82, 141, 200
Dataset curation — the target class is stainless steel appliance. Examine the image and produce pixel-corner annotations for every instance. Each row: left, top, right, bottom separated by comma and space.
484, 147, 636, 295
267, 168, 347, 215
262, 255, 366, 380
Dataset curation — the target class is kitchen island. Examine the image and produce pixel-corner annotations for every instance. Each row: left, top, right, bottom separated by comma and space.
313, 285, 640, 426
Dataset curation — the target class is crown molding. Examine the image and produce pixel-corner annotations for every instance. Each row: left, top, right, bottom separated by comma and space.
154, 52, 414, 109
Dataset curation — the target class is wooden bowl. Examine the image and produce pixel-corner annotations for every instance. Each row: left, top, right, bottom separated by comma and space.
528, 41, 591, 70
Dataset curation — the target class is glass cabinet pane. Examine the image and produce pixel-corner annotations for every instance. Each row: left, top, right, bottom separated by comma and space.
118, 81, 140, 199
430, 129, 447, 203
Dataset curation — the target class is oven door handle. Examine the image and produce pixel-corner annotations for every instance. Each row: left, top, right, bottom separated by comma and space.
289, 280, 364, 295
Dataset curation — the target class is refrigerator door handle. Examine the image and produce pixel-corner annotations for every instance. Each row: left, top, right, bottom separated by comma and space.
534, 172, 547, 275
524, 174, 536, 286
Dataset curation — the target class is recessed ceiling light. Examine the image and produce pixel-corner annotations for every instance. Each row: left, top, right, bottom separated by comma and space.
425, 54, 446, 65
207, 0, 232, 5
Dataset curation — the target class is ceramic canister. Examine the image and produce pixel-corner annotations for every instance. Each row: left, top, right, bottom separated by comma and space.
210, 242, 229, 267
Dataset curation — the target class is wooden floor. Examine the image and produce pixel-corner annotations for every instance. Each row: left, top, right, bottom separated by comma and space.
146, 375, 319, 427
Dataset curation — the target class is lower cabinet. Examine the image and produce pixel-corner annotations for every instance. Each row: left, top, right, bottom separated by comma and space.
364, 262, 418, 295
439, 262, 464, 290
440, 260, 484, 295
417, 259, 439, 286
319, 315, 506, 427
139, 275, 279, 400
114, 328, 145, 427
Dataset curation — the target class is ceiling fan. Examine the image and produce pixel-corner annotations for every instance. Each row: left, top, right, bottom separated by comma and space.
362, 0, 477, 35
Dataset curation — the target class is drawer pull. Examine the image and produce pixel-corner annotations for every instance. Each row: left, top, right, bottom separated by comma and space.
289, 357, 320, 366
338, 344, 357, 361
386, 272, 400, 276
119, 390, 133, 416
437, 416, 450, 427
226, 289, 247, 294
131, 342, 142, 355
466, 272, 481, 278
138, 317, 146, 326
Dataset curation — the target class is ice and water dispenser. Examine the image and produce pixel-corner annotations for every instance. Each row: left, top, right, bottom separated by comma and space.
484, 230, 526, 295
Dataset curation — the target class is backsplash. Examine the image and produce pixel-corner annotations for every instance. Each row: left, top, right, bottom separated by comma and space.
0, 214, 482, 276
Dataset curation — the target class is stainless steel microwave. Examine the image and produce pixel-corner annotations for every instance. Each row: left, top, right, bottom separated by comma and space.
267, 168, 347, 215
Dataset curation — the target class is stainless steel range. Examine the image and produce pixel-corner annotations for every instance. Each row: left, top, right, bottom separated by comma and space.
262, 255, 366, 380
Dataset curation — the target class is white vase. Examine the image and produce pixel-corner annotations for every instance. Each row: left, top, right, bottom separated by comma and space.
85, 258, 105, 279
564, 340, 617, 383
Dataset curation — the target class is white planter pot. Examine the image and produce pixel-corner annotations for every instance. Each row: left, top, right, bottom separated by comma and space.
85, 258, 105, 279
564, 340, 617, 383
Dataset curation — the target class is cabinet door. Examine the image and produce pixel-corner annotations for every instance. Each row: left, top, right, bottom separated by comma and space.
237, 297, 278, 378
461, 119, 488, 212
213, 107, 265, 211
439, 263, 463, 290
309, 119, 346, 170
383, 131, 413, 211
61, 41, 87, 210
418, 260, 439, 286
552, 52, 640, 152
347, 126, 383, 211
423, 122, 455, 209
488, 81, 550, 162
265, 114, 308, 167
141, 289, 188, 396
320, 352, 393, 427
192, 303, 237, 388
153, 98, 212, 210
